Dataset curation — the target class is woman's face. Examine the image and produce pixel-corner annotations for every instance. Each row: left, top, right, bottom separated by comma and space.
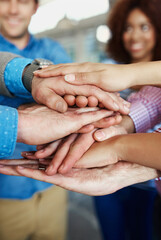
122, 8, 156, 63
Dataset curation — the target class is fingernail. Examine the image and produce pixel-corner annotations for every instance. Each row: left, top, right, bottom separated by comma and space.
64, 74, 75, 82
113, 102, 119, 110
33, 70, 41, 74
22, 152, 34, 156
56, 102, 65, 113
95, 131, 106, 141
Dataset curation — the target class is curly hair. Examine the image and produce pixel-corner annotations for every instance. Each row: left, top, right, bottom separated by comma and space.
107, 0, 161, 63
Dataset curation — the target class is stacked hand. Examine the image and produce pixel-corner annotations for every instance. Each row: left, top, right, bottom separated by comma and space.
2, 61, 150, 196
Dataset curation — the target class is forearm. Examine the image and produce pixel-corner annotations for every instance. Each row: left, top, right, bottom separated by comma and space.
115, 133, 161, 170
0, 52, 21, 97
119, 115, 135, 133
129, 61, 161, 88
0, 105, 18, 158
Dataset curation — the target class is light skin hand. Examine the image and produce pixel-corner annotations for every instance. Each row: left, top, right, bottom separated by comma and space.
46, 130, 95, 175
32, 75, 130, 115
34, 61, 161, 91
64, 95, 99, 108
94, 124, 127, 141
75, 131, 161, 171
0, 162, 158, 196
21, 114, 122, 175
33, 62, 134, 92
17, 103, 113, 145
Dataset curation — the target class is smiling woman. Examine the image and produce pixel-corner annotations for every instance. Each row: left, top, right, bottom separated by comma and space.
122, 8, 156, 63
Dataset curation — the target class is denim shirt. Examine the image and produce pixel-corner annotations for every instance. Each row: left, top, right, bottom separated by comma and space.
0, 34, 71, 199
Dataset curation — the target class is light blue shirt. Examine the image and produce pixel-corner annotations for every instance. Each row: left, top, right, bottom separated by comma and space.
0, 34, 71, 199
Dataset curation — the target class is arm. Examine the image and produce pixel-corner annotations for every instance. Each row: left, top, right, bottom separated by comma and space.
94, 85, 161, 141
0, 104, 111, 158
34, 61, 161, 92
72, 132, 161, 171
0, 105, 18, 158
0, 52, 30, 98
0, 161, 158, 196
1, 53, 130, 114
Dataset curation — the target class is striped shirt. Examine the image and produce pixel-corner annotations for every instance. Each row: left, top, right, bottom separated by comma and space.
128, 86, 161, 133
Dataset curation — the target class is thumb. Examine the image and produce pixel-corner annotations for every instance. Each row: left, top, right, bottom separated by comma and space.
64, 72, 100, 87
94, 125, 127, 142
35, 88, 68, 113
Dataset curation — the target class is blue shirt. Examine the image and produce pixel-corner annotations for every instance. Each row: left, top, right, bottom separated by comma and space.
0, 34, 71, 199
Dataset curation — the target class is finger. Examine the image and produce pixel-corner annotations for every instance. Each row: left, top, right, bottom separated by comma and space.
88, 96, 98, 107
99, 103, 104, 108
35, 88, 68, 113
0, 159, 39, 165
93, 114, 122, 129
21, 151, 38, 159
74, 109, 115, 130
39, 159, 52, 165
94, 125, 127, 141
16, 166, 92, 194
16, 167, 52, 182
46, 134, 78, 175
33, 63, 88, 78
35, 139, 62, 159
58, 130, 95, 174
0, 165, 21, 176
37, 144, 48, 151
64, 95, 76, 106
107, 93, 130, 115
77, 124, 94, 133
64, 72, 100, 86
75, 96, 88, 108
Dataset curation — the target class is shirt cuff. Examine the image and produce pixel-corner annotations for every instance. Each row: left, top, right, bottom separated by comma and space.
0, 106, 18, 158
129, 101, 152, 133
4, 58, 33, 98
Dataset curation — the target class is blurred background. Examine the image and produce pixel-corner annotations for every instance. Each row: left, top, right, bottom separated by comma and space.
30, 0, 116, 63
29, 1, 115, 240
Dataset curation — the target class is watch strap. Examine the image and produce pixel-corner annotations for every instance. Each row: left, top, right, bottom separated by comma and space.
22, 63, 41, 92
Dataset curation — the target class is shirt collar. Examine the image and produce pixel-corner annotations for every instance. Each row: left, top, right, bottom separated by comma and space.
0, 33, 36, 50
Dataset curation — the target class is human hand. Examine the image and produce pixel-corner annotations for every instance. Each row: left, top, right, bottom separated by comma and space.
0, 162, 157, 196
34, 62, 134, 92
21, 114, 123, 175
55, 125, 128, 171
63, 95, 99, 108
47, 123, 126, 173
17, 104, 113, 145
32, 74, 130, 114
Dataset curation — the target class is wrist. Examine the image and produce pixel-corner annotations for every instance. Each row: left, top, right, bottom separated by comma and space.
130, 61, 161, 87
113, 135, 127, 161
22, 63, 41, 92
17, 110, 27, 143
126, 63, 142, 88
22, 58, 53, 92
120, 116, 135, 133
